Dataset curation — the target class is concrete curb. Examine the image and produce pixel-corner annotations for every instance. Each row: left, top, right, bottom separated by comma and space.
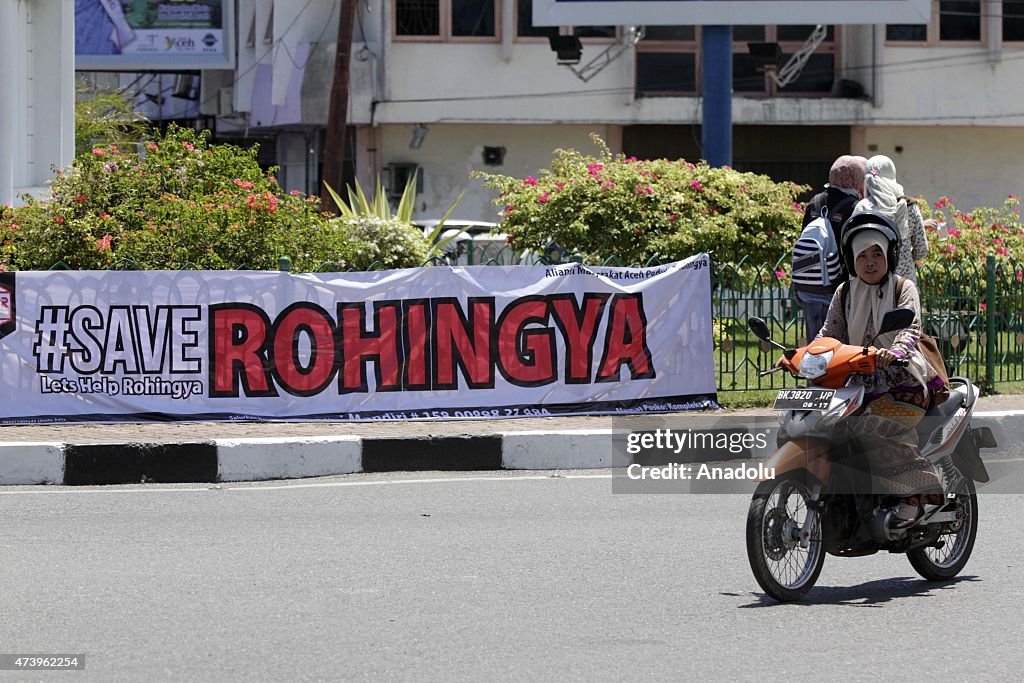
0, 414, 1021, 485
0, 442, 64, 485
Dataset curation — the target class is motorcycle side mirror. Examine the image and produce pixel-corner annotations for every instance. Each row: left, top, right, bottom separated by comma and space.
748, 317, 772, 341
878, 308, 915, 335
747, 317, 788, 351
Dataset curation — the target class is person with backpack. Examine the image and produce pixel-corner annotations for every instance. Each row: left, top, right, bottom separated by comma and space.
792, 155, 866, 341
855, 155, 929, 283
816, 211, 947, 526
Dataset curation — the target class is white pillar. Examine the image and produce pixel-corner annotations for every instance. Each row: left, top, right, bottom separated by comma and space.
0, 0, 19, 205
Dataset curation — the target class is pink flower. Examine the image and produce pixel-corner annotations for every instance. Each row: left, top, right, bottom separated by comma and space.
980, 303, 987, 311
587, 163, 604, 177
74, 194, 87, 203
523, 176, 538, 186
52, 215, 64, 224
690, 179, 704, 192
91, 148, 106, 157
99, 212, 112, 220
667, 214, 678, 222
506, 235, 516, 245
290, 189, 302, 196
95, 234, 112, 252
1016, 270, 1023, 282
182, 141, 196, 152
934, 197, 953, 209
537, 192, 550, 204
626, 156, 638, 162
234, 179, 255, 190
948, 229, 961, 238
555, 181, 565, 191
602, 181, 616, 190
246, 194, 259, 210
635, 184, 653, 196
146, 143, 159, 152
996, 247, 1009, 256
775, 268, 787, 280
504, 203, 515, 215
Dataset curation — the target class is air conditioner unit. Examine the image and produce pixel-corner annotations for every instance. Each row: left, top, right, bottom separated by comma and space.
218, 87, 235, 116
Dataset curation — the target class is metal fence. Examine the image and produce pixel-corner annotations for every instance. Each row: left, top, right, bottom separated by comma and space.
712, 254, 1024, 395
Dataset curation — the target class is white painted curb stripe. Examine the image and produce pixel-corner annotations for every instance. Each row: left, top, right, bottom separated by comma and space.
501, 431, 622, 470
0, 442, 65, 485
215, 436, 362, 482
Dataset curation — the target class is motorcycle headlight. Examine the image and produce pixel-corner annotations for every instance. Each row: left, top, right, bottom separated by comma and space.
798, 350, 833, 380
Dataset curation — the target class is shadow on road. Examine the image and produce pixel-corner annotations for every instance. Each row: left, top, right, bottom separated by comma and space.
724, 575, 980, 608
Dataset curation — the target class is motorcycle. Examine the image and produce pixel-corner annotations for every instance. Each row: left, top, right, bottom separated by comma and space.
744, 311, 997, 602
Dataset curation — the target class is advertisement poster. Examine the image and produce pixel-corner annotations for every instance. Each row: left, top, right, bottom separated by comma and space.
0, 258, 717, 424
75, 0, 235, 70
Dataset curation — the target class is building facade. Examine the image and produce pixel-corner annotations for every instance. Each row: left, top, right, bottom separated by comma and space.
72, 1, 1024, 219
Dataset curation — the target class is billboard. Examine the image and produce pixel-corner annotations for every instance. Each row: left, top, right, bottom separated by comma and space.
75, 0, 235, 70
533, 0, 932, 26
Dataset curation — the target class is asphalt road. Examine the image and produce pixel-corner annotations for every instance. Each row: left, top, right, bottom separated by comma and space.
1, 472, 1021, 682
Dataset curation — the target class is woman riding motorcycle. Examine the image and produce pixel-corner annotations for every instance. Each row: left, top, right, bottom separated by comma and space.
815, 211, 947, 526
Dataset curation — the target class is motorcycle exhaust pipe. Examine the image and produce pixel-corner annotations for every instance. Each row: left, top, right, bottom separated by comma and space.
870, 507, 899, 542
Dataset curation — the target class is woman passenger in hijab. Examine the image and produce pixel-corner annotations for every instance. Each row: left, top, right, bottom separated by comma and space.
855, 155, 929, 283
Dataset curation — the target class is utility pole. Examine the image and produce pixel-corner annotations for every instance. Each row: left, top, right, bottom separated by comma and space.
320, 0, 357, 214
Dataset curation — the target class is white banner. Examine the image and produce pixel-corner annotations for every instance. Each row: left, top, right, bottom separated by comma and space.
0, 256, 716, 424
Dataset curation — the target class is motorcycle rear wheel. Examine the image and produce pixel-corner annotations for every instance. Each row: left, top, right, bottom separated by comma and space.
907, 478, 978, 581
746, 474, 825, 602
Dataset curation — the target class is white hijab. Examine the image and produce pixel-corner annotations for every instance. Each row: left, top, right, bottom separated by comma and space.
847, 231, 931, 392
854, 155, 908, 238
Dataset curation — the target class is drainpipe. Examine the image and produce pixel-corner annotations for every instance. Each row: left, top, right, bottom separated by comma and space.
871, 25, 882, 109
988, 0, 1002, 65
501, 0, 513, 62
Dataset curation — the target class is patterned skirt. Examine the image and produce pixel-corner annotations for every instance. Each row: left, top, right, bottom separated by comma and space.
852, 390, 944, 498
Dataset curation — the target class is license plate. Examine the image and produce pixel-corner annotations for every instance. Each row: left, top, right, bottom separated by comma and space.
773, 388, 836, 411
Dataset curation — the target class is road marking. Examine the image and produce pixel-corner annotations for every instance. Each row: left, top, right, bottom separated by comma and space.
0, 487, 213, 495
0, 473, 613, 495
228, 474, 614, 491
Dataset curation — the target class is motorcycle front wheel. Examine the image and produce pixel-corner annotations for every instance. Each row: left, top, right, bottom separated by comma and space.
907, 477, 978, 581
746, 474, 825, 602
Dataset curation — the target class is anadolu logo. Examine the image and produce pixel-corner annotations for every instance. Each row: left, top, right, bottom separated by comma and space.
202, 34, 218, 47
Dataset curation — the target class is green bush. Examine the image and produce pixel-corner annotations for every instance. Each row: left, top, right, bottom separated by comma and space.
0, 126, 448, 273
1, 126, 342, 271
330, 216, 430, 271
919, 194, 1024, 267
474, 134, 808, 267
